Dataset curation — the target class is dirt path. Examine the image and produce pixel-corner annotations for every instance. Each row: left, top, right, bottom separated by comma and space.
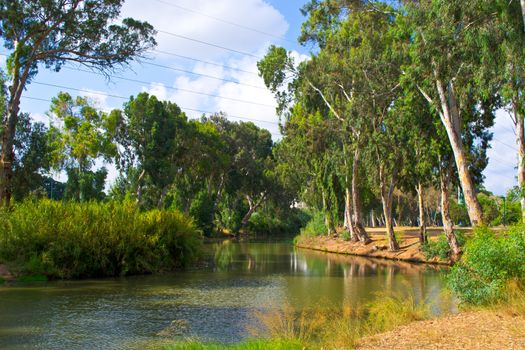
296, 234, 450, 265
357, 311, 525, 350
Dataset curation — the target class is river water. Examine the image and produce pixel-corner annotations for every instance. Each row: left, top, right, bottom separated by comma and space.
0, 242, 451, 349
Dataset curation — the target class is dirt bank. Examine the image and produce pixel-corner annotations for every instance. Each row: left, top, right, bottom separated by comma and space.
357, 311, 525, 349
295, 234, 450, 265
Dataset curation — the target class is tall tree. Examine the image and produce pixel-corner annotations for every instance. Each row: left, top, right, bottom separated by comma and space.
406, 0, 500, 225
0, 0, 156, 206
113, 93, 186, 208
48, 92, 115, 201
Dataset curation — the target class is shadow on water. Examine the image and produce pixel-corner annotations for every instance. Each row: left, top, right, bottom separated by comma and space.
0, 242, 454, 349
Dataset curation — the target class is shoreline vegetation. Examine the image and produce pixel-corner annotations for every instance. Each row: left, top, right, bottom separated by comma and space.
149, 224, 525, 349
0, 199, 202, 281
295, 231, 453, 265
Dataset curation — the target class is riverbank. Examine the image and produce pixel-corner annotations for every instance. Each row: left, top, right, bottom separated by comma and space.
295, 233, 450, 265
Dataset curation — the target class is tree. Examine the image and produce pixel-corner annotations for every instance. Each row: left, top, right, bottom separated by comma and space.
406, 0, 501, 226
113, 93, 186, 208
11, 113, 53, 200
48, 92, 115, 201
0, 0, 156, 206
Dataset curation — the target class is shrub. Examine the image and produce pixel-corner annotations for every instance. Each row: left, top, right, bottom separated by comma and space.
448, 225, 525, 305
0, 199, 202, 279
299, 211, 327, 237
189, 190, 215, 236
246, 209, 310, 237
422, 231, 466, 260
341, 230, 351, 241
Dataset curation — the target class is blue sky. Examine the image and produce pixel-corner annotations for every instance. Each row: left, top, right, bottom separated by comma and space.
3, 0, 517, 195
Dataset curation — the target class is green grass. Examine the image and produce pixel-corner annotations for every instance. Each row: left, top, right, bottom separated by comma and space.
0, 199, 202, 279
17, 275, 48, 283
157, 339, 304, 350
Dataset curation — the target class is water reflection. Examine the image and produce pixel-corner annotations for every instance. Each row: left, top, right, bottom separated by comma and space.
0, 242, 452, 350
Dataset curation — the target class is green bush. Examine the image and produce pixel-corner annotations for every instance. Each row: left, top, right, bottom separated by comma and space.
299, 211, 327, 237
341, 230, 351, 241
0, 199, 202, 279
448, 225, 525, 305
247, 209, 310, 236
422, 231, 466, 260
189, 190, 215, 236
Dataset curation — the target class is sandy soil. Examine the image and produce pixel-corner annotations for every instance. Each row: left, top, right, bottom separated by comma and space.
357, 311, 525, 350
296, 233, 450, 265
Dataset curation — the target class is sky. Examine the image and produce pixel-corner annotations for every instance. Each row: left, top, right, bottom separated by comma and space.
5, 0, 518, 196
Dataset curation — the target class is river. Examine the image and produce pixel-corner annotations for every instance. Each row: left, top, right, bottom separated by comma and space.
0, 241, 452, 349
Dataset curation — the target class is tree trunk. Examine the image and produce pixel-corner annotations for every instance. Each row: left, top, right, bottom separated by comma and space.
135, 169, 146, 206
440, 164, 462, 259
157, 186, 169, 209
379, 165, 399, 251
210, 173, 226, 228
513, 101, 525, 223
435, 79, 484, 225
241, 193, 266, 229
417, 183, 428, 244
371, 209, 376, 228
352, 149, 371, 243
344, 186, 358, 241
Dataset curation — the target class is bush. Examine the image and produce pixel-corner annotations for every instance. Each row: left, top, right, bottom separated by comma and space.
189, 190, 215, 236
0, 199, 202, 279
299, 211, 327, 237
247, 209, 310, 237
448, 225, 525, 305
422, 231, 466, 260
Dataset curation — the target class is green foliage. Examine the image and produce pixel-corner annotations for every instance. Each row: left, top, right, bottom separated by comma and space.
0, 277, 4, 285
0, 199, 202, 279
422, 231, 466, 260
449, 225, 525, 305
246, 209, 310, 236
341, 230, 351, 241
449, 200, 470, 226
299, 211, 327, 237
189, 190, 215, 236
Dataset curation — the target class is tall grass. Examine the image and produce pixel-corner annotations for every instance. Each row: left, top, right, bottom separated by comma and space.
250, 291, 430, 350
149, 291, 431, 350
0, 199, 202, 279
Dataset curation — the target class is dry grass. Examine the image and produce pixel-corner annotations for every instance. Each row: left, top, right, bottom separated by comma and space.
249, 290, 432, 349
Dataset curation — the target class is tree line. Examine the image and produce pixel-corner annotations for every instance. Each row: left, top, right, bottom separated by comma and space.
258, 0, 525, 256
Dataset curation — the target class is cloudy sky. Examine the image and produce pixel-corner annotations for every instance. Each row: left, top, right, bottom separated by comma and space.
8, 0, 518, 195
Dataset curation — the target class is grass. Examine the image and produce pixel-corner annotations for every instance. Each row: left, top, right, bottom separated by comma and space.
0, 199, 202, 279
153, 291, 432, 350
156, 339, 304, 350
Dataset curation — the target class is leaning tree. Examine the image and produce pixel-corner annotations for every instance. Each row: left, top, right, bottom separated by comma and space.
0, 0, 156, 206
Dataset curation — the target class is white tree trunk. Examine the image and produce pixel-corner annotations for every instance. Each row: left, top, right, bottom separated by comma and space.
435, 79, 484, 226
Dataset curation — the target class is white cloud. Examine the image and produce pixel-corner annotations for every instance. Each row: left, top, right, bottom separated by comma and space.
121, 0, 289, 60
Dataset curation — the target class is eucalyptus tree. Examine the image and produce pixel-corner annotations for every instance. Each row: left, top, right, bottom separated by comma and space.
47, 92, 115, 202
405, 0, 501, 226
492, 0, 525, 221
0, 0, 156, 206
113, 93, 187, 208
11, 113, 53, 200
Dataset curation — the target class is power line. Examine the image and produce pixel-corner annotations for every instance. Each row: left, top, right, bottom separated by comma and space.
157, 30, 262, 59
151, 50, 259, 75
152, 0, 292, 43
0, 52, 264, 91
493, 137, 518, 152
21, 93, 280, 127
139, 60, 265, 89
37, 68, 275, 108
